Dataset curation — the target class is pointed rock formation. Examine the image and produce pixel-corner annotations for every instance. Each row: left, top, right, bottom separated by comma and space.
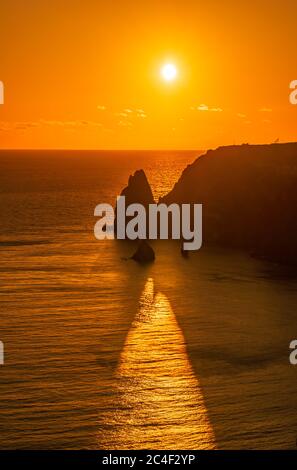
119, 169, 154, 207
131, 240, 155, 264
115, 169, 154, 237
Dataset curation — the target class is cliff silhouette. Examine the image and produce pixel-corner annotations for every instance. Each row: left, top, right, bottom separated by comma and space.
116, 143, 297, 265
160, 143, 297, 265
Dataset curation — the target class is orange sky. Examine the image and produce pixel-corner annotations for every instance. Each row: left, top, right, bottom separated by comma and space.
0, 0, 296, 149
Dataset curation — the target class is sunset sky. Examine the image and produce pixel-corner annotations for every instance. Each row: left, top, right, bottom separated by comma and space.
0, 0, 296, 149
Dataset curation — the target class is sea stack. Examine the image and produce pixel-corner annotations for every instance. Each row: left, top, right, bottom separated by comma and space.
115, 169, 154, 236
131, 240, 155, 264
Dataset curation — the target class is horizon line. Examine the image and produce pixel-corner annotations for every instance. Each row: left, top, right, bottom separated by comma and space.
0, 142, 296, 152
0, 148, 205, 152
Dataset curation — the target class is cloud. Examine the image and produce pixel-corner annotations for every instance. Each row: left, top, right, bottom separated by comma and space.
118, 120, 132, 127
114, 108, 147, 121
40, 120, 103, 128
210, 107, 223, 112
237, 113, 246, 118
259, 107, 272, 112
197, 104, 209, 111
97, 105, 106, 111
193, 104, 223, 112
0, 121, 41, 131
0, 120, 103, 132
115, 112, 129, 117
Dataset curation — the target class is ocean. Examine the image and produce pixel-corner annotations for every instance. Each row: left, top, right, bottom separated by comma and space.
0, 150, 296, 449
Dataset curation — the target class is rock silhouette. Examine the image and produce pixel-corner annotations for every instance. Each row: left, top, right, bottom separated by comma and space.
115, 144, 297, 265
160, 143, 297, 265
115, 169, 154, 237
131, 240, 155, 264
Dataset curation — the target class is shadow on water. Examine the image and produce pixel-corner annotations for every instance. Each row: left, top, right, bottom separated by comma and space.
151, 242, 297, 449
90, 239, 151, 371
100, 240, 297, 450
98, 277, 215, 449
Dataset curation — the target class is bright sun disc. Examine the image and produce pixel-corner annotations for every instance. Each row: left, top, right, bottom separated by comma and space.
161, 63, 177, 81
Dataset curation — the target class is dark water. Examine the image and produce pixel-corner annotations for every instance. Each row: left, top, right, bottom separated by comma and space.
0, 150, 297, 449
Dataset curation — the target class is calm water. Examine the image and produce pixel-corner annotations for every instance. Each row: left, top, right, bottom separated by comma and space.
0, 150, 297, 449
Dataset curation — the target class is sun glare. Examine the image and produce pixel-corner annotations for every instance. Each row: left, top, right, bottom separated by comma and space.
161, 63, 177, 82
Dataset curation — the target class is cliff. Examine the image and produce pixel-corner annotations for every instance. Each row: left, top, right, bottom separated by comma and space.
160, 143, 297, 265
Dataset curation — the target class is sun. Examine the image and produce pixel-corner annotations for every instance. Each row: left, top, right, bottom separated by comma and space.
161, 63, 177, 82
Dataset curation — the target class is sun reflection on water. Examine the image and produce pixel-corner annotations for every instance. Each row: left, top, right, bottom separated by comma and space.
101, 278, 215, 449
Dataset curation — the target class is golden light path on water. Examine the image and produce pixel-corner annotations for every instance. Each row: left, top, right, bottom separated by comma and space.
101, 278, 216, 449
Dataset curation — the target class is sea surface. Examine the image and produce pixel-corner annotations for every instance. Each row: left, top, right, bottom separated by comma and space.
0, 150, 297, 449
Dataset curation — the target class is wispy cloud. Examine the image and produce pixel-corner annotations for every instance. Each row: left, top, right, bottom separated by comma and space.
118, 120, 132, 127
97, 105, 106, 111
192, 104, 223, 112
0, 120, 103, 132
210, 107, 223, 112
115, 112, 129, 118
40, 120, 103, 128
197, 104, 209, 111
0, 121, 40, 131
114, 108, 147, 124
